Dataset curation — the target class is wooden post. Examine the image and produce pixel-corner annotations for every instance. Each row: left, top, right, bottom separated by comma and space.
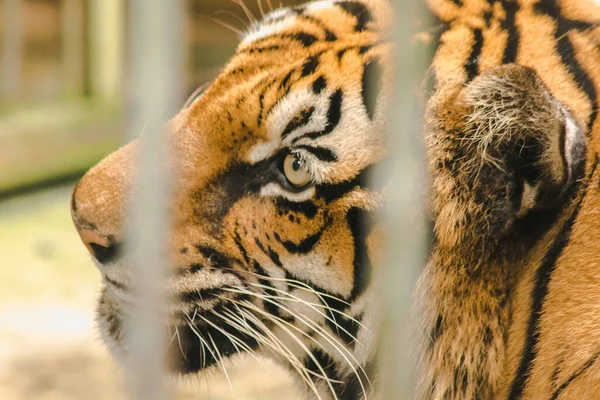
124, 1, 184, 400
377, 0, 430, 398
88, 0, 124, 103
0, 0, 23, 101
60, 0, 85, 96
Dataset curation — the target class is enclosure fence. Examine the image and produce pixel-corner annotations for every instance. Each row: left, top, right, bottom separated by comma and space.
123, 0, 428, 399
124, 2, 183, 400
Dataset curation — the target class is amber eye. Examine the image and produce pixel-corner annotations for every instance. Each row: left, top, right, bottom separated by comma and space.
283, 154, 311, 188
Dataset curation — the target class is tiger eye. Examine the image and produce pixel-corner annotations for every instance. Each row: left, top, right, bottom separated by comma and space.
283, 154, 311, 187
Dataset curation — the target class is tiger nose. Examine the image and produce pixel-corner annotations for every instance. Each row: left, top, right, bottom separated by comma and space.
74, 226, 123, 265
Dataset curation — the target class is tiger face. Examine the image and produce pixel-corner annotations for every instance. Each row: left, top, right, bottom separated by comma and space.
71, 1, 391, 399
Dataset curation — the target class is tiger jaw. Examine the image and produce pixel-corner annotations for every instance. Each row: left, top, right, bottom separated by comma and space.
94, 258, 265, 375
94, 259, 362, 380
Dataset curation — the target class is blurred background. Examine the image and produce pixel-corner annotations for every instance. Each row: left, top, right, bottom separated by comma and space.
0, 0, 305, 398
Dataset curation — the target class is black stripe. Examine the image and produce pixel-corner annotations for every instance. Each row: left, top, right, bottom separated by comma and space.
281, 107, 315, 140
550, 352, 600, 400
292, 89, 343, 143
501, 0, 520, 63
508, 160, 597, 399
274, 218, 329, 254
316, 164, 374, 203
296, 145, 338, 162
337, 1, 373, 32
178, 286, 225, 303
465, 28, 484, 82
274, 198, 318, 218
535, 1, 598, 133
291, 32, 319, 47
257, 79, 277, 128
296, 14, 338, 41
196, 245, 238, 269
281, 70, 294, 90
327, 311, 363, 347
312, 76, 327, 94
243, 32, 318, 51
450, 0, 463, 5
252, 261, 290, 319
254, 237, 283, 267
347, 207, 373, 301
233, 230, 251, 264
301, 55, 320, 77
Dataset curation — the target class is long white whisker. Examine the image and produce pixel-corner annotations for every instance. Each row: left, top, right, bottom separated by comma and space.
257, 0, 265, 17
230, 0, 256, 23
207, 266, 354, 307
246, 282, 368, 333
224, 286, 363, 345
225, 288, 371, 396
183, 311, 221, 375
208, 332, 234, 393
233, 299, 342, 400
230, 306, 325, 400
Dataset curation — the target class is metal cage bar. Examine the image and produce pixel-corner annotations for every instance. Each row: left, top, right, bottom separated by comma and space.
125, 1, 184, 400
377, 0, 430, 398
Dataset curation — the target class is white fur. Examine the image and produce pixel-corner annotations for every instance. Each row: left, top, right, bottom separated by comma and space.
260, 182, 316, 201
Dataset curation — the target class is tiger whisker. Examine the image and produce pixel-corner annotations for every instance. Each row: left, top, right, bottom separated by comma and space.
224, 285, 363, 346
227, 297, 343, 400
220, 296, 337, 392
196, 312, 243, 357
214, 9, 250, 29
266, 0, 274, 12
218, 307, 304, 370
230, 0, 257, 23
246, 281, 368, 332
207, 266, 354, 307
205, 16, 244, 35
257, 0, 265, 18
219, 305, 325, 399
245, 296, 372, 394
236, 290, 371, 396
230, 305, 326, 400
183, 311, 224, 378
218, 307, 325, 391
203, 311, 261, 362
218, 267, 363, 333
175, 326, 190, 363
207, 331, 234, 393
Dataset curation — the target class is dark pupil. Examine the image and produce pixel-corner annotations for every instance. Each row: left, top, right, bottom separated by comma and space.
292, 158, 302, 171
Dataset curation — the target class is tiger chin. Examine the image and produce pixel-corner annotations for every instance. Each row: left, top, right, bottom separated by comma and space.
70, 0, 600, 399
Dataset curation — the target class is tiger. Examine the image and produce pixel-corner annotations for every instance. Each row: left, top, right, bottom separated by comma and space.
68, 0, 600, 399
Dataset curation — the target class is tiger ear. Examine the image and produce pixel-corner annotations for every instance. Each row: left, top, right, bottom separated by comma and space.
460, 64, 585, 215
429, 64, 586, 250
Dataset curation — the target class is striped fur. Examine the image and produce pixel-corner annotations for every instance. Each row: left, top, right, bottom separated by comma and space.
421, 0, 600, 399
69, 0, 600, 399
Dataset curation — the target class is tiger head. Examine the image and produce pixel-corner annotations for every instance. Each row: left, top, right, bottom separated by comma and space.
71, 1, 391, 398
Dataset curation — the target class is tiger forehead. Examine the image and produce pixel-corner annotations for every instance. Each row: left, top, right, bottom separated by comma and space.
183, 5, 386, 149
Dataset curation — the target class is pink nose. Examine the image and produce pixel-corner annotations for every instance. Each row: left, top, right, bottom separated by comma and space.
75, 228, 121, 264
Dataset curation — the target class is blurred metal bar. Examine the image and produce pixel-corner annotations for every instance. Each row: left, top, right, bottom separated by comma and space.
0, 0, 23, 101
125, 1, 184, 400
60, 0, 85, 96
377, 0, 430, 398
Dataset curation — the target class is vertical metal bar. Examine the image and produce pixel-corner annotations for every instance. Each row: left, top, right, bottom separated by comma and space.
377, 0, 430, 398
125, 1, 184, 400
60, 0, 85, 96
0, 0, 23, 101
